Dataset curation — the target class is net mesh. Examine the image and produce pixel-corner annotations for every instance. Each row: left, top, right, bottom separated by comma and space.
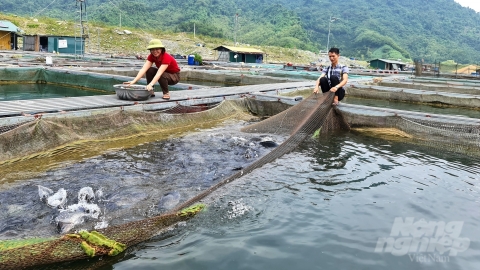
0, 92, 343, 269
0, 120, 34, 135
347, 111, 480, 157
173, 92, 341, 212
0, 208, 204, 268
395, 116, 480, 155
3, 89, 479, 268
0, 101, 251, 164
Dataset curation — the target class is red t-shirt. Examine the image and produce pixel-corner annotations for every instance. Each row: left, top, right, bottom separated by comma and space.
147, 53, 181, 73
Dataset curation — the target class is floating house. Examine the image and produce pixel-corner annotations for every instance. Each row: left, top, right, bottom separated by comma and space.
23, 35, 84, 54
369, 59, 406, 71
0, 20, 22, 50
213, 45, 264, 64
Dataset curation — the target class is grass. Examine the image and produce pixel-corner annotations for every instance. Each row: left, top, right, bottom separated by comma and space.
0, 12, 325, 65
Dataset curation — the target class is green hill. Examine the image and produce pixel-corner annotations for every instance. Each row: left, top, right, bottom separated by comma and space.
1, 0, 479, 63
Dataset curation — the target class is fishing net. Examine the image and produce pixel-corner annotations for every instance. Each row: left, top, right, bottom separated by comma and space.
0, 100, 252, 182
0, 205, 205, 269
3, 88, 479, 269
172, 92, 343, 212
0, 91, 342, 269
395, 116, 480, 155
345, 110, 480, 157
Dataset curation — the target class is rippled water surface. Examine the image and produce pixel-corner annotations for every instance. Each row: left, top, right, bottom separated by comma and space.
1, 122, 479, 270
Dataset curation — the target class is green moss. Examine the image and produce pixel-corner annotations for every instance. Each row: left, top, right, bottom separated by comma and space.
178, 203, 206, 216
108, 242, 127, 256
78, 231, 126, 256
312, 127, 322, 139
80, 241, 95, 257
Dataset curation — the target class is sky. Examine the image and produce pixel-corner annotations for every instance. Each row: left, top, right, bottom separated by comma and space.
454, 0, 480, 12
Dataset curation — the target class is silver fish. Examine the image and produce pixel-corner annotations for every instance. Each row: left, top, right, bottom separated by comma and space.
47, 188, 67, 209
259, 137, 278, 148
56, 208, 88, 233
158, 191, 181, 211
56, 203, 101, 233
78, 187, 95, 203
38, 185, 53, 203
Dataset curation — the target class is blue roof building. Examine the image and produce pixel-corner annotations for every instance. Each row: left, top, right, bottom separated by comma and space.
0, 20, 21, 50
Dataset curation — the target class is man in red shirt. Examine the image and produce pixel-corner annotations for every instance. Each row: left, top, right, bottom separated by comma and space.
124, 39, 180, 100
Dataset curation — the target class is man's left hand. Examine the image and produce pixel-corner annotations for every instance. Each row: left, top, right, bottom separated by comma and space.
330, 86, 338, 92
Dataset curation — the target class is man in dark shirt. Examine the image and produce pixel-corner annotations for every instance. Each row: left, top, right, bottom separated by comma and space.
313, 47, 349, 105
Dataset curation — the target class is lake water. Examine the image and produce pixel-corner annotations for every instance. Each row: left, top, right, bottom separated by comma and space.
0, 83, 110, 101
108, 132, 480, 270
1, 121, 479, 270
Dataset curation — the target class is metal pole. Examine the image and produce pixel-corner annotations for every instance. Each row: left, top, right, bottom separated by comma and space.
326, 16, 331, 52
234, 14, 238, 45
97, 28, 100, 54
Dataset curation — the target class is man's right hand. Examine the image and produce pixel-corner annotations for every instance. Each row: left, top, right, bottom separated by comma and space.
313, 87, 319, 94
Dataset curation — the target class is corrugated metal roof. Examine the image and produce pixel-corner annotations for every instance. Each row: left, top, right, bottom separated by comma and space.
0, 20, 20, 33
213, 45, 264, 54
371, 58, 406, 65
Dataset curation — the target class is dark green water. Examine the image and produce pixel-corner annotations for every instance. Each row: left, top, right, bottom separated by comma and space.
0, 84, 111, 101
1, 121, 479, 269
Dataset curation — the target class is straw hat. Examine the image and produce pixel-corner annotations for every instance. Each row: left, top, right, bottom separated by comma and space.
147, 39, 164, 50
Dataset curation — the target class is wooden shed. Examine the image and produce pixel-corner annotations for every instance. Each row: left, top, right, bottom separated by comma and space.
0, 20, 21, 50
213, 45, 264, 63
23, 35, 84, 54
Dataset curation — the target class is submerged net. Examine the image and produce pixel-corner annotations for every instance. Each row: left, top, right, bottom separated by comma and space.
348, 112, 480, 157
0, 100, 253, 182
395, 116, 480, 155
0, 92, 343, 269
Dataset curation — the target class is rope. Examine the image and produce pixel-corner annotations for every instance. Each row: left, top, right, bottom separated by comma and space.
32, 0, 59, 18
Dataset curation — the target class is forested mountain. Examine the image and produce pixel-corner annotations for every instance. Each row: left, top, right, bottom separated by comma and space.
1, 0, 480, 63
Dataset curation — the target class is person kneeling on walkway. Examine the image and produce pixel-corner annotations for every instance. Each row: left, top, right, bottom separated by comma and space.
313, 47, 349, 105
124, 39, 180, 100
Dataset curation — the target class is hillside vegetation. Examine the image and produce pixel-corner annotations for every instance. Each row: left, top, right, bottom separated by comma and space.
0, 13, 326, 65
1, 0, 480, 64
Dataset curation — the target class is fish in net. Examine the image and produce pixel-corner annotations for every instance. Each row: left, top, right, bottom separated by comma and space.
0, 92, 343, 269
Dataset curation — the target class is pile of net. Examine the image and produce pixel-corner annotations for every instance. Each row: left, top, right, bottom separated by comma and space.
0, 92, 344, 269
